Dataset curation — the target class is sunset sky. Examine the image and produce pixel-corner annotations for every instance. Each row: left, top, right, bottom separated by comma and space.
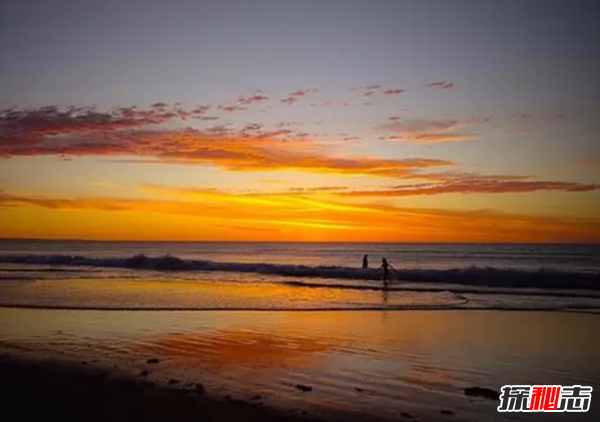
1, 0, 599, 242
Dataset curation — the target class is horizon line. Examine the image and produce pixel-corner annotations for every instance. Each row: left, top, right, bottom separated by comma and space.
1, 237, 599, 246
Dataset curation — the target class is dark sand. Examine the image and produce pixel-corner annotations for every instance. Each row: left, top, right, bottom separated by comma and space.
0, 354, 399, 422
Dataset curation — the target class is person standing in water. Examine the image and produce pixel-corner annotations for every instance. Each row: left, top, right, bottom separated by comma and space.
380, 257, 394, 287
362, 254, 369, 269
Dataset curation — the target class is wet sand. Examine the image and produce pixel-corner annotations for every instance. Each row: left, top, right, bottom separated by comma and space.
1, 308, 599, 421
0, 354, 335, 422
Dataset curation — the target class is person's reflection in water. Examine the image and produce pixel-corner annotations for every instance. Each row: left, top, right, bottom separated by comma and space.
381, 289, 389, 324
382, 288, 389, 304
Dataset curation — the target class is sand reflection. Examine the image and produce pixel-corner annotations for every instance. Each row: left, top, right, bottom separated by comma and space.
134, 329, 332, 372
2, 308, 600, 421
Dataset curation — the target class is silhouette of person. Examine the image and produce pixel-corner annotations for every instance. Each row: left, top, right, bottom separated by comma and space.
362, 254, 369, 269
380, 258, 394, 287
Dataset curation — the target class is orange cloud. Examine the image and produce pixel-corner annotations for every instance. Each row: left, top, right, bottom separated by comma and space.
426, 81, 454, 89
2, 190, 598, 242
0, 106, 453, 178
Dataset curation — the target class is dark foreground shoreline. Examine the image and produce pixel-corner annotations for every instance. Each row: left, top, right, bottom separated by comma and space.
0, 354, 396, 422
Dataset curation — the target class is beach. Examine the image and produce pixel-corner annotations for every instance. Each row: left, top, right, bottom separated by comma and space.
1, 307, 599, 421
1, 241, 599, 420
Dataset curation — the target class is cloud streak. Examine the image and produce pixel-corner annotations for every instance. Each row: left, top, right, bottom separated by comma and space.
379, 134, 477, 143
382, 89, 405, 96
426, 81, 454, 89
141, 171, 600, 199
377, 117, 488, 143
281, 89, 315, 105
337, 176, 600, 197
219, 105, 247, 113
309, 101, 348, 107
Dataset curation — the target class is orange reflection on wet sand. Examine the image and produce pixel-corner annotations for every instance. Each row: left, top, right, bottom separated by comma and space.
1, 308, 599, 421
137, 329, 331, 372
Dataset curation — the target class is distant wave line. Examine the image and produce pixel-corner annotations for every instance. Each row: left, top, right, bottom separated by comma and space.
0, 253, 598, 290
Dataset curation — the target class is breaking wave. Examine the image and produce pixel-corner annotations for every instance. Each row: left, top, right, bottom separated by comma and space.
1, 253, 599, 290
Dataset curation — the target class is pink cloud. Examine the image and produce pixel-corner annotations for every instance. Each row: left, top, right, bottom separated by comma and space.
426, 81, 454, 89
382, 89, 405, 96
280, 89, 316, 105
238, 93, 269, 105
0, 105, 180, 139
377, 117, 490, 143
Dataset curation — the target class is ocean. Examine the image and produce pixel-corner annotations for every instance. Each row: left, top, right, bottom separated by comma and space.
1, 240, 599, 311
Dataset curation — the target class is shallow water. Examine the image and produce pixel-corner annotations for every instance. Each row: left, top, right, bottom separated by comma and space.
1, 308, 598, 421
1, 276, 600, 312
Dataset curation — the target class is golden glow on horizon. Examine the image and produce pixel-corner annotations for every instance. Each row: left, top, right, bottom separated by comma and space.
2, 189, 599, 242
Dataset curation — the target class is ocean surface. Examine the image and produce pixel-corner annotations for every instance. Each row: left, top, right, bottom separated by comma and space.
1, 240, 599, 311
